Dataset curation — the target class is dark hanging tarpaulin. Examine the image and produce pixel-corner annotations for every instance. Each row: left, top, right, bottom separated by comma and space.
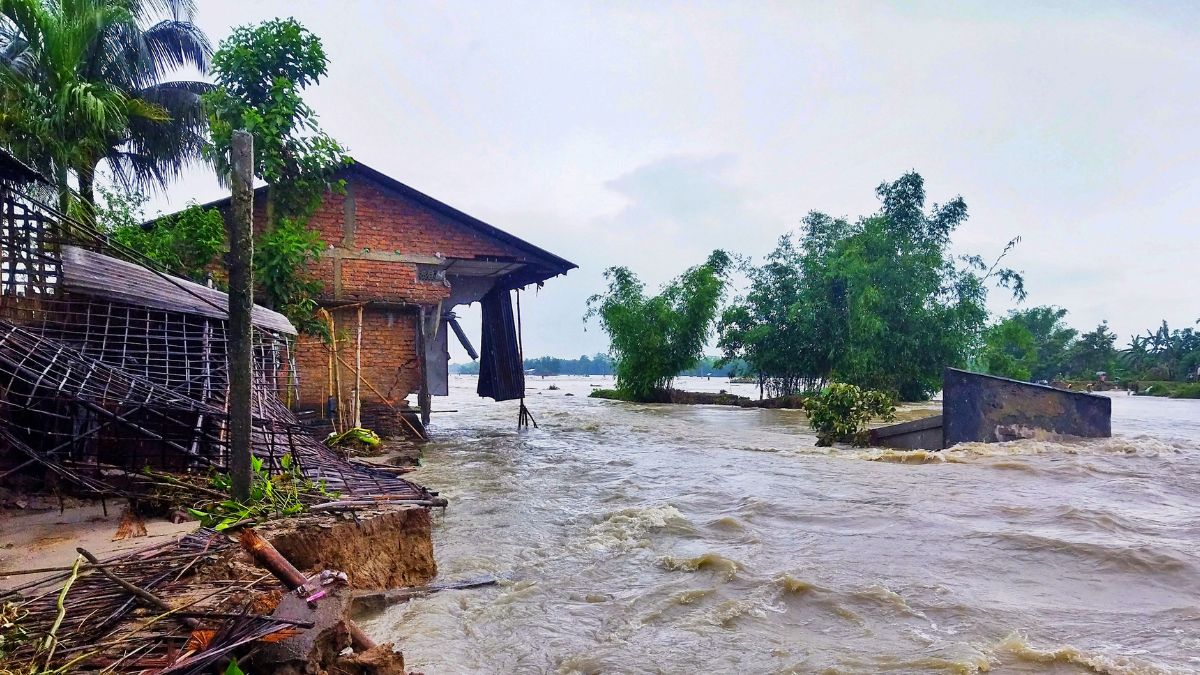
477, 287, 525, 401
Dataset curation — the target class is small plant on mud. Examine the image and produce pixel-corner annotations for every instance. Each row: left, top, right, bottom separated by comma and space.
185, 454, 338, 531
324, 427, 381, 452
803, 383, 896, 446
0, 602, 30, 663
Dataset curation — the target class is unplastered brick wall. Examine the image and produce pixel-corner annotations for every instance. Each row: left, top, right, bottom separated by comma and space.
346, 175, 524, 258
338, 259, 449, 304
294, 307, 422, 413
240, 169, 527, 304
238, 166, 533, 410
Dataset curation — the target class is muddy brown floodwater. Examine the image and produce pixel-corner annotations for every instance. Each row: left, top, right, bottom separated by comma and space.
362, 376, 1200, 674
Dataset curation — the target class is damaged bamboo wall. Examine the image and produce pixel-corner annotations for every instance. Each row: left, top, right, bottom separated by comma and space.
0, 169, 436, 508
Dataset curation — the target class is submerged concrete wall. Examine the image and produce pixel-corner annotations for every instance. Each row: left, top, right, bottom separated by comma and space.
868, 414, 943, 450
942, 368, 1111, 447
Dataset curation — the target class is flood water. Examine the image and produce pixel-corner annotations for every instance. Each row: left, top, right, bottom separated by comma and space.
363, 375, 1200, 674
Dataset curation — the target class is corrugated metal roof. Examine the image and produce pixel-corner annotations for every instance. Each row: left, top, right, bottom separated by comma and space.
60, 246, 296, 334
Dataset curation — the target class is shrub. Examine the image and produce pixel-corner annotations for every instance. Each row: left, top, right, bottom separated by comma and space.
1169, 383, 1200, 399
803, 383, 896, 446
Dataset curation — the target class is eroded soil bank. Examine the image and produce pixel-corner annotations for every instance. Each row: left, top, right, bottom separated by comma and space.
1, 502, 436, 674
198, 507, 438, 673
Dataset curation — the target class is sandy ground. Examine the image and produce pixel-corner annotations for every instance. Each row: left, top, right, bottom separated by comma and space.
0, 502, 196, 591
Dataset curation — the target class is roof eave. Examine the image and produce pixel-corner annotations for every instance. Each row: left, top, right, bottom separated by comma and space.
159, 159, 578, 277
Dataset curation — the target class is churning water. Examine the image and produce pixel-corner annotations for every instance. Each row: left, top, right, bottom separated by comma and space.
362, 376, 1200, 674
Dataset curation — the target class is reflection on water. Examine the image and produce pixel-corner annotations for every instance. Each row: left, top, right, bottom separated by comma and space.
361, 376, 1200, 674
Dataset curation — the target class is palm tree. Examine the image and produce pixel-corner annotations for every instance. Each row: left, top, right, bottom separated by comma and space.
0, 0, 210, 215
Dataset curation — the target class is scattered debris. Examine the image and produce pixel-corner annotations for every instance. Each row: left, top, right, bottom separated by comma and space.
352, 574, 501, 615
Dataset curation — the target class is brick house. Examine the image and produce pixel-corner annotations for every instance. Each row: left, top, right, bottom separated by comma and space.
193, 160, 576, 436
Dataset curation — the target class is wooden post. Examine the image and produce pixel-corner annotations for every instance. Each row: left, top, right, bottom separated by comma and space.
416, 307, 431, 427
228, 130, 254, 502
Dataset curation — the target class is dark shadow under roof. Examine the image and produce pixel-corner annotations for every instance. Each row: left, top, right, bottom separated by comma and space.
0, 148, 48, 185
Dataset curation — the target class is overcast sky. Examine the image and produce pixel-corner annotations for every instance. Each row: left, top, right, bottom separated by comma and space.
148, 0, 1200, 361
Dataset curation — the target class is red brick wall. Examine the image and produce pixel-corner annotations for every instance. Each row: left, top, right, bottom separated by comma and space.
261, 168, 525, 414
345, 176, 522, 258
295, 306, 422, 414
336, 259, 449, 304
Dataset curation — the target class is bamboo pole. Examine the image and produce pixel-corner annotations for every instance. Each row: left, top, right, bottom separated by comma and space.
330, 312, 344, 434
354, 304, 363, 429
330, 351, 425, 439
323, 309, 334, 423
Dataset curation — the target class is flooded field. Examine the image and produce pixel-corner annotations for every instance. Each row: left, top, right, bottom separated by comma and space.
363, 376, 1200, 674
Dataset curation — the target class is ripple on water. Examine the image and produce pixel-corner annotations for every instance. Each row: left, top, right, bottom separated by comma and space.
656, 552, 742, 581
384, 379, 1200, 673
948, 435, 1193, 459
708, 515, 745, 530
855, 448, 954, 464
986, 531, 1195, 576
992, 632, 1186, 675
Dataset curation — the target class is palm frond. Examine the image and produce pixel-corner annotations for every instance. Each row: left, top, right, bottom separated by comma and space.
0, 0, 211, 198
139, 18, 209, 75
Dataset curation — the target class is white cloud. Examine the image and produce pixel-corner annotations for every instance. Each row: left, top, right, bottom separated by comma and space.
146, 0, 1200, 359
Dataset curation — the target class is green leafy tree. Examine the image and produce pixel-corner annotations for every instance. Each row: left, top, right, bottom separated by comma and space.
1066, 320, 1118, 378
981, 306, 1076, 381
0, 0, 212, 213
980, 318, 1037, 381
721, 172, 1024, 401
100, 188, 225, 282
719, 227, 836, 396
203, 18, 348, 332
1121, 320, 1200, 382
586, 251, 731, 400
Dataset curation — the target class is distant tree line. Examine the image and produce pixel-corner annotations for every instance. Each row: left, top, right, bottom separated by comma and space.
981, 310, 1200, 384
449, 354, 750, 378
451, 353, 613, 376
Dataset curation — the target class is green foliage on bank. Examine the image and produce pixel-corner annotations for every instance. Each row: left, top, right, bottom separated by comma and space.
803, 383, 896, 446
585, 251, 732, 401
103, 194, 227, 283
719, 173, 1024, 401
1120, 321, 1200, 383
184, 454, 337, 531
1133, 381, 1200, 399
1170, 384, 1200, 399
203, 18, 349, 335
589, 388, 638, 402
